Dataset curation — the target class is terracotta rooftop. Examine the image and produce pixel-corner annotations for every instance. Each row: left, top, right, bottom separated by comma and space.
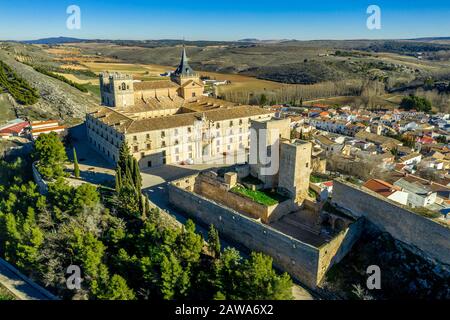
90, 104, 274, 134
315, 135, 337, 147
0, 121, 29, 135
133, 80, 179, 91
31, 125, 66, 134
363, 179, 400, 198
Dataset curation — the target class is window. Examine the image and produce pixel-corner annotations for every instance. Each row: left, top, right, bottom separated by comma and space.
176, 156, 180, 162
189, 153, 192, 158
188, 145, 192, 152
133, 146, 138, 152
148, 161, 152, 167
216, 140, 220, 146
162, 141, 166, 147
239, 119, 243, 125
133, 136, 137, 141
174, 129, 179, 136
216, 123, 220, 129
230, 121, 233, 126
175, 147, 179, 154
229, 138, 233, 143
192, 92, 196, 97
227, 145, 231, 151
161, 131, 165, 138
306, 162, 309, 168
175, 140, 179, 145
121, 82, 126, 90
141, 152, 145, 158
146, 133, 150, 139
188, 127, 192, 133
147, 144, 151, 150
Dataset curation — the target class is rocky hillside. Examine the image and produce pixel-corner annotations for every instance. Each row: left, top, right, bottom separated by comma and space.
0, 45, 98, 124
322, 224, 450, 299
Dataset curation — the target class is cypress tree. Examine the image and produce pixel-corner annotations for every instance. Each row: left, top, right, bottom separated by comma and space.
133, 158, 142, 191
125, 157, 133, 188
117, 141, 130, 175
73, 148, 80, 179
207, 224, 221, 258
115, 167, 122, 192
144, 197, 151, 217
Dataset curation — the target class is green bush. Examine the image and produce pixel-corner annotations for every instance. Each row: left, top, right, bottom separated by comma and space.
400, 94, 432, 112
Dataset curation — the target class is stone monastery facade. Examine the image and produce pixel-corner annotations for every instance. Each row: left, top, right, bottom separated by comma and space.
86, 47, 275, 168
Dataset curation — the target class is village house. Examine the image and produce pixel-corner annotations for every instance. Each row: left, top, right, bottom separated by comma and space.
31, 120, 66, 140
0, 119, 30, 138
393, 178, 437, 208
363, 179, 409, 205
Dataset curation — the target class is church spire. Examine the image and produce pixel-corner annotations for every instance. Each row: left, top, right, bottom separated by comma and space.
174, 45, 195, 77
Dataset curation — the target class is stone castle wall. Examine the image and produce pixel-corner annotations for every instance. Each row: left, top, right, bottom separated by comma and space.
194, 175, 297, 223
169, 181, 363, 288
332, 179, 450, 266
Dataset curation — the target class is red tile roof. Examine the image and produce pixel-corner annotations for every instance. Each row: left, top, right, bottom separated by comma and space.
31, 126, 66, 134
323, 181, 333, 187
363, 179, 400, 198
0, 121, 29, 135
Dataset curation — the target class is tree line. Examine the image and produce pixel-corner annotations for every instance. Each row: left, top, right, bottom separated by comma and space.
0, 135, 293, 300
0, 60, 39, 105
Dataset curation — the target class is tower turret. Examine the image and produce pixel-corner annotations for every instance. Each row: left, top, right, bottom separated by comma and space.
99, 72, 135, 108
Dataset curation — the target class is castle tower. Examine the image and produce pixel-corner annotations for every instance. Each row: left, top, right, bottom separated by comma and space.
278, 140, 313, 200
99, 72, 135, 108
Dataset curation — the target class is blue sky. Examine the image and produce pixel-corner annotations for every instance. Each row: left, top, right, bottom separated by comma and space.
1, 0, 450, 41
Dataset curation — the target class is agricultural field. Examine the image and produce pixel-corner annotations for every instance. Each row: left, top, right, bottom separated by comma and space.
2, 39, 450, 118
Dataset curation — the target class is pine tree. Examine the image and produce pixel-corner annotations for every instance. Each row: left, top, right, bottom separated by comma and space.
73, 148, 80, 179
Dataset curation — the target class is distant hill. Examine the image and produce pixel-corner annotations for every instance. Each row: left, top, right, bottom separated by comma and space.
21, 37, 88, 44
409, 36, 450, 42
